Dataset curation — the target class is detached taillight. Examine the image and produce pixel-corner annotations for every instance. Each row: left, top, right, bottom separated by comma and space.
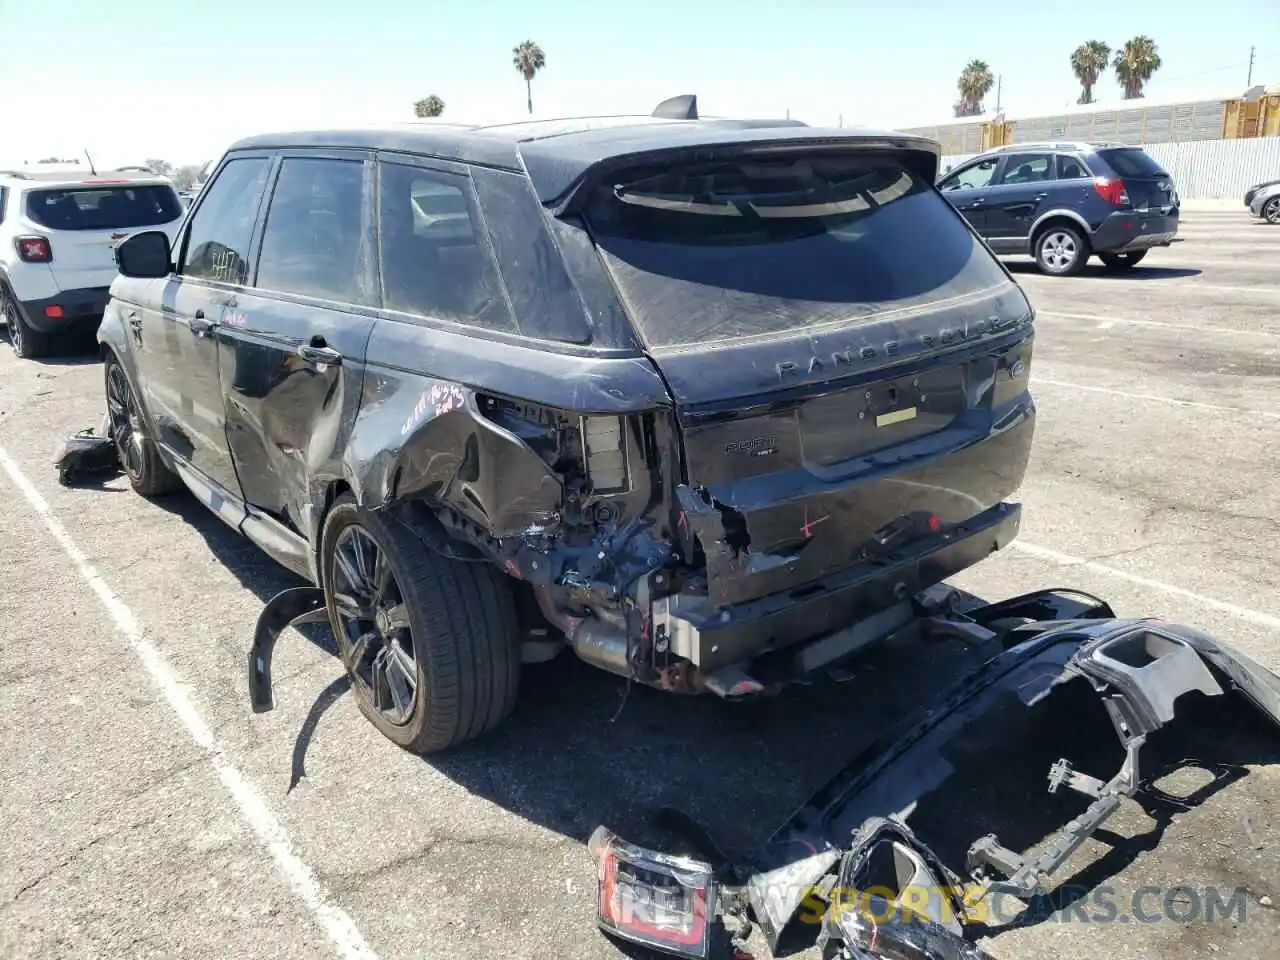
1093, 177, 1129, 207
588, 826, 714, 958
15, 235, 52, 263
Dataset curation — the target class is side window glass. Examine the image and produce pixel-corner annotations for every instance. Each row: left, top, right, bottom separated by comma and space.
997, 154, 1055, 185
378, 162, 515, 333
1058, 155, 1089, 179
181, 157, 270, 284
255, 157, 369, 304
941, 158, 998, 191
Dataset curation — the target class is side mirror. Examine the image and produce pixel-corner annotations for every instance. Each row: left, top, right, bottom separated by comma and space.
115, 231, 172, 279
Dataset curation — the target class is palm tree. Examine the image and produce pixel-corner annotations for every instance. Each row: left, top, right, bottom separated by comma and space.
512, 40, 546, 115
1113, 36, 1162, 99
954, 60, 995, 117
413, 95, 446, 118
1070, 40, 1111, 105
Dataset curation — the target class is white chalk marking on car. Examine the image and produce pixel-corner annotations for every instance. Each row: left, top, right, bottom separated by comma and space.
1032, 377, 1280, 420
0, 446, 379, 960
1011, 540, 1280, 632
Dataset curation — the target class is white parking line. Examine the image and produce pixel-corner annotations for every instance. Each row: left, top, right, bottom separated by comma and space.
1032, 377, 1280, 419
1038, 310, 1276, 339
0, 447, 379, 960
1012, 540, 1280, 632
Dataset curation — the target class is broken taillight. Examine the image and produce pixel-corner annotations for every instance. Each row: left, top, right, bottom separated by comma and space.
588, 825, 714, 959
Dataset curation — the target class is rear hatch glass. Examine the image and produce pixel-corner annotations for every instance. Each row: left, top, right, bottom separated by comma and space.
25, 184, 183, 285
583, 151, 1033, 608
25, 184, 183, 232
1096, 148, 1176, 210
585, 153, 1012, 350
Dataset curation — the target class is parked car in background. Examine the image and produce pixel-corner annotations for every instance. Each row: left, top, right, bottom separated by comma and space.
101, 105, 1036, 753
1246, 176, 1280, 223
937, 141, 1179, 275
0, 168, 185, 357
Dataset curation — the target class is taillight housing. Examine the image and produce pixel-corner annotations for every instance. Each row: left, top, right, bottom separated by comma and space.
588, 826, 714, 958
15, 235, 52, 263
581, 415, 631, 494
1093, 177, 1129, 207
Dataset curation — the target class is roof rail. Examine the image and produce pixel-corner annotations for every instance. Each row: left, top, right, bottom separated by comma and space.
113, 164, 153, 172
0, 170, 29, 179
652, 94, 698, 120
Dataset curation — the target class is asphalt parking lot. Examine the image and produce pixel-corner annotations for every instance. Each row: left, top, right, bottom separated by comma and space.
1, 210, 1277, 960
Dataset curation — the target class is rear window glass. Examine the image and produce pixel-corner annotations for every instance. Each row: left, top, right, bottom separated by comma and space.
583, 153, 1011, 349
26, 185, 183, 231
1097, 148, 1165, 178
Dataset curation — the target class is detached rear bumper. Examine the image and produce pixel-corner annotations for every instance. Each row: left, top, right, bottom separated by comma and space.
653, 501, 1021, 673
17, 286, 111, 333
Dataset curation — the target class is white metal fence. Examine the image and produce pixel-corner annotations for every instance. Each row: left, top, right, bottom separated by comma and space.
939, 138, 1280, 200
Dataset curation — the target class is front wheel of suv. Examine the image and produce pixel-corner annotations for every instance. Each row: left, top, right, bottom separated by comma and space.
104, 353, 183, 496
1098, 250, 1148, 271
2, 288, 55, 359
321, 494, 522, 754
1034, 224, 1089, 276
1264, 197, 1280, 224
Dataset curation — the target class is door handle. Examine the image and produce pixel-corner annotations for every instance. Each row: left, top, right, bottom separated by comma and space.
967, 197, 986, 208
1034, 192, 1049, 200
190, 310, 215, 337
297, 342, 343, 366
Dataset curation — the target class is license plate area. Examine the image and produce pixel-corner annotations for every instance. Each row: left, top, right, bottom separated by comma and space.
798, 365, 968, 466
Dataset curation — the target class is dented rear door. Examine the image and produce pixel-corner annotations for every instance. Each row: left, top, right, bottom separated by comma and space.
583, 148, 1037, 608
219, 151, 378, 533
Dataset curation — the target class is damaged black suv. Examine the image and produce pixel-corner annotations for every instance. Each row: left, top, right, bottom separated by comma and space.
102, 96, 1036, 753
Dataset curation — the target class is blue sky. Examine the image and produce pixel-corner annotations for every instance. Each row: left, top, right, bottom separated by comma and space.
1, 0, 1276, 168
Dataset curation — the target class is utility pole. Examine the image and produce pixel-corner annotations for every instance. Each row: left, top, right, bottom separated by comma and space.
995, 74, 1003, 113
1247, 45, 1255, 87
838, 113, 843, 127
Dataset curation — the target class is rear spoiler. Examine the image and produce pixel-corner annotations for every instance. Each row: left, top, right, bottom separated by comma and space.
526, 129, 942, 215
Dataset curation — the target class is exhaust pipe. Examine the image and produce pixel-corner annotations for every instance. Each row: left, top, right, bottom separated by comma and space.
533, 586, 632, 677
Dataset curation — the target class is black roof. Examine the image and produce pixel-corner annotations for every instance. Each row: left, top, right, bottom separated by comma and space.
228, 116, 941, 206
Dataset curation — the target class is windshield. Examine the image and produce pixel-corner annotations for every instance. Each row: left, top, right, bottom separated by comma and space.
26, 185, 184, 231
1098, 148, 1166, 178
583, 152, 1012, 349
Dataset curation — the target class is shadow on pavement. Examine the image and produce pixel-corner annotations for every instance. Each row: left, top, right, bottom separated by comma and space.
1005, 261, 1203, 281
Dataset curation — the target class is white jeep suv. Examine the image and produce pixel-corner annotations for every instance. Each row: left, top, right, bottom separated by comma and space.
0, 168, 185, 358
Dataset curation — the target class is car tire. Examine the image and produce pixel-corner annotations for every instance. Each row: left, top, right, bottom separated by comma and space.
1034, 224, 1089, 276
321, 494, 521, 754
1, 288, 56, 359
104, 353, 183, 497
1098, 250, 1147, 271
1264, 197, 1280, 225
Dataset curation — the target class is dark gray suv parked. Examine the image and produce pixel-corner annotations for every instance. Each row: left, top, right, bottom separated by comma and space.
102, 100, 1036, 752
939, 141, 1179, 275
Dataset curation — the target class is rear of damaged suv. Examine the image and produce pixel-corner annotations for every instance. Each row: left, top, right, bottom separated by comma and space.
478, 128, 1037, 694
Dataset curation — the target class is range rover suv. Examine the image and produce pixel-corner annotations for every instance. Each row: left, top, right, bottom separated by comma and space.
102, 97, 1037, 752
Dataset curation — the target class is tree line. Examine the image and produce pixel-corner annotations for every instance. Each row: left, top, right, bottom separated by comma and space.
954, 36, 1163, 117
414, 38, 546, 119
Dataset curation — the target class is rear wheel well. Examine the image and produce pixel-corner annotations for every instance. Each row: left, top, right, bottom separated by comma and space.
1032, 215, 1090, 252
314, 480, 353, 585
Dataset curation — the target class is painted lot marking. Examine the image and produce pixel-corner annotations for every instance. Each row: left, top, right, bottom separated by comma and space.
0, 447, 379, 960
1032, 377, 1280, 420
1038, 310, 1276, 339
1012, 540, 1280, 632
